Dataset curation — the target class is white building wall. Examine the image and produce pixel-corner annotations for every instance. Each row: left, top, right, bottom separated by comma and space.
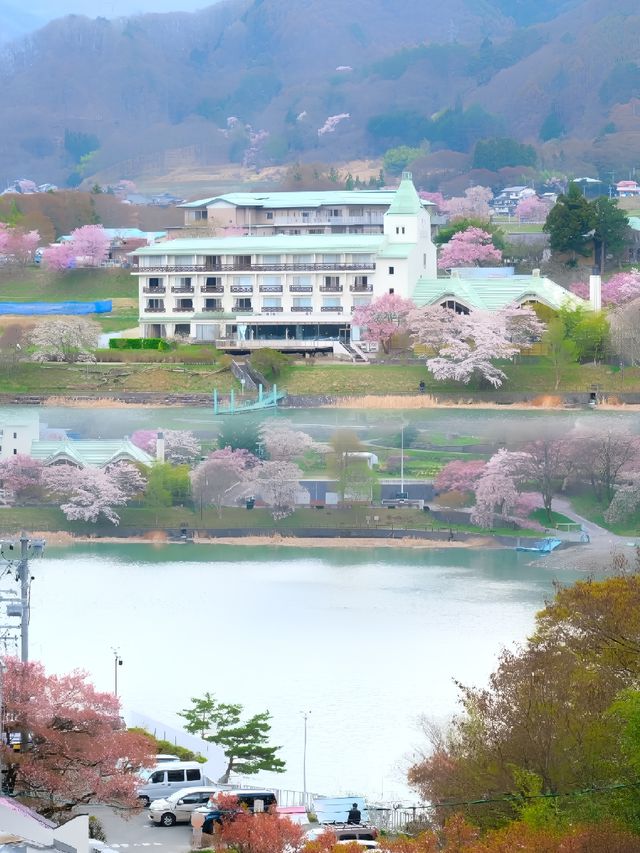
0, 413, 40, 460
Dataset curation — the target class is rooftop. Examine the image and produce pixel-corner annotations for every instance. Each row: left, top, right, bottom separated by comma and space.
385, 172, 423, 216
132, 234, 385, 256
180, 188, 433, 211
412, 274, 588, 312
30, 439, 153, 468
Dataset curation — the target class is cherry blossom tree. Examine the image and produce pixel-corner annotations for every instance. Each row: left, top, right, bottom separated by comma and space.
42, 465, 129, 524
105, 461, 147, 498
70, 224, 110, 265
131, 429, 200, 464
435, 459, 486, 495
572, 270, 640, 306
409, 305, 544, 388
442, 186, 493, 221
41, 241, 75, 271
191, 451, 255, 516
0, 224, 40, 264
515, 196, 549, 223
471, 449, 529, 528
259, 421, 315, 461
1, 657, 154, 819
248, 461, 307, 520
0, 455, 44, 504
317, 114, 350, 135
30, 317, 101, 362
352, 293, 415, 353
438, 227, 503, 269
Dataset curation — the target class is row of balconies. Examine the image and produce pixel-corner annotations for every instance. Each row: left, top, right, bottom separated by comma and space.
136, 262, 377, 273
143, 304, 349, 315
142, 283, 373, 294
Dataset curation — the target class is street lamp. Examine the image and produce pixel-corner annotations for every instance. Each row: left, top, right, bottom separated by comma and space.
112, 648, 123, 696
301, 710, 311, 806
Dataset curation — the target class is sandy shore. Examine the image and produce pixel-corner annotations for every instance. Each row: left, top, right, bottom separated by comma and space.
29, 531, 501, 549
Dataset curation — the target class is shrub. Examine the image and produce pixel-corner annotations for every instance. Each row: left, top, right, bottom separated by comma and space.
88, 816, 107, 842
250, 348, 292, 380
108, 338, 171, 351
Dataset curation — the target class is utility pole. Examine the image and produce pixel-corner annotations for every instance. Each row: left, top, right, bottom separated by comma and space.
301, 711, 311, 806
18, 534, 29, 663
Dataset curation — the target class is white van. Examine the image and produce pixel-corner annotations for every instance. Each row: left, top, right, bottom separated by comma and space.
138, 761, 209, 805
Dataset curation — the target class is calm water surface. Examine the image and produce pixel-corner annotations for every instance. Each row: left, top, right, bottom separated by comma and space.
27, 543, 584, 800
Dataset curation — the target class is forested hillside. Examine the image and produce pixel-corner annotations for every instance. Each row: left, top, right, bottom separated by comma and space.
1, 0, 639, 187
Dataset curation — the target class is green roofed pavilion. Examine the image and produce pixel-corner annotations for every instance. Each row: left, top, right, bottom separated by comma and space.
412, 273, 589, 312
30, 438, 153, 469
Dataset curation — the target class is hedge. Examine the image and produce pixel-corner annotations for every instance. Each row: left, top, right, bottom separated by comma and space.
108, 338, 171, 351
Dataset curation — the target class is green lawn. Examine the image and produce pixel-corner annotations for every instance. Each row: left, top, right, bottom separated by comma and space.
529, 508, 576, 528
0, 267, 137, 300
570, 492, 640, 537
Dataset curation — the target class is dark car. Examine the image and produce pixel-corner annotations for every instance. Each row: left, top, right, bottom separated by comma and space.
200, 790, 277, 834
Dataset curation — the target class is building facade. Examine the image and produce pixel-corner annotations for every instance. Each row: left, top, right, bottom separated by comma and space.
179, 187, 439, 236
133, 173, 437, 351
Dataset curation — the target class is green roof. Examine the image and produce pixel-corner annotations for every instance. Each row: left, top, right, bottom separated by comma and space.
628, 216, 640, 231
30, 439, 153, 468
132, 234, 385, 256
180, 189, 433, 210
385, 172, 423, 216
412, 274, 589, 312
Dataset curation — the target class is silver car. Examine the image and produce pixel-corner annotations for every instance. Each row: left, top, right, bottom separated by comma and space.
149, 786, 222, 826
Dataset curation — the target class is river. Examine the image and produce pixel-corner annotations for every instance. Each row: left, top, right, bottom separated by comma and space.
26, 542, 585, 802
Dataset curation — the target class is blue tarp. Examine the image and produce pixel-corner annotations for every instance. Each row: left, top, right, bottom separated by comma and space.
0, 300, 112, 315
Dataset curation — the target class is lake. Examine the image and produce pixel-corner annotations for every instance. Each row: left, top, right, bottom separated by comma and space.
27, 542, 584, 802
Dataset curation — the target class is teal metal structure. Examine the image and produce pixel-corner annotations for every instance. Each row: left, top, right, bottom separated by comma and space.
212, 384, 285, 414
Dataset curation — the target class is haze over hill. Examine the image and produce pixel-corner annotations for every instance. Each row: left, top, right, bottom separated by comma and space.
1, 0, 639, 190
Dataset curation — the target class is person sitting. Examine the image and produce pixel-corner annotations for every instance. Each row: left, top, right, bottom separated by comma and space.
347, 802, 361, 824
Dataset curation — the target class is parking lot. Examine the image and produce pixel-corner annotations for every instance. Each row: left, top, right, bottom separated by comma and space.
78, 805, 193, 852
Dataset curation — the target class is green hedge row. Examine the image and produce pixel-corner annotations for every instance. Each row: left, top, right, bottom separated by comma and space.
108, 337, 171, 351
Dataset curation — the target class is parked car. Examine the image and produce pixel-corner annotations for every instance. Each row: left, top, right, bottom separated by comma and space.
137, 761, 210, 805
197, 789, 278, 834
305, 823, 379, 843
149, 786, 221, 826
154, 754, 181, 763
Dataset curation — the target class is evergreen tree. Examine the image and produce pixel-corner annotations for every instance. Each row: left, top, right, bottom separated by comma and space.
179, 693, 285, 783
543, 183, 596, 261
591, 196, 630, 273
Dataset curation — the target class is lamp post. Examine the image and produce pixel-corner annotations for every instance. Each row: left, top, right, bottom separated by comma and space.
0, 533, 45, 663
112, 648, 123, 697
301, 710, 311, 806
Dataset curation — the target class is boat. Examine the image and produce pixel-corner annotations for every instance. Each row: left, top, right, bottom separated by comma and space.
515, 537, 563, 554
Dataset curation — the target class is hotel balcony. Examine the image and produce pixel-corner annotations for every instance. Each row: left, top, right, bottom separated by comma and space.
231, 285, 254, 293
350, 284, 373, 292
259, 285, 284, 293
171, 285, 195, 293
290, 285, 313, 293
261, 306, 284, 313
201, 284, 223, 293
143, 286, 166, 294
320, 306, 344, 312
144, 306, 165, 313
319, 285, 343, 292
291, 306, 313, 313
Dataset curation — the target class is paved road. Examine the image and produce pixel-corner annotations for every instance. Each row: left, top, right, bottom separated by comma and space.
78, 805, 193, 853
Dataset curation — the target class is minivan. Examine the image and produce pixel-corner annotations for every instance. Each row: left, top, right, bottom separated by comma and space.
137, 761, 209, 805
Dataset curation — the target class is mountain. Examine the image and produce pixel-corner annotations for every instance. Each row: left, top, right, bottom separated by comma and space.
0, 3, 47, 44
1, 0, 639, 188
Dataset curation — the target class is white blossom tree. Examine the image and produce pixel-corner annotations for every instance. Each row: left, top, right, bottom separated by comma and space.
164, 430, 201, 464
105, 462, 147, 498
191, 450, 255, 516
259, 421, 315, 461
30, 317, 101, 363
471, 449, 529, 528
248, 461, 307, 520
42, 465, 129, 525
408, 305, 544, 388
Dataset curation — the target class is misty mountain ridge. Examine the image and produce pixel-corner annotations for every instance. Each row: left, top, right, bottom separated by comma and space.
1, 0, 639, 189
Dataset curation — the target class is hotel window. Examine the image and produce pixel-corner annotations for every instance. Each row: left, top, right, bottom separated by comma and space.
292, 255, 312, 264
389, 266, 395, 275
293, 298, 312, 308
263, 298, 282, 309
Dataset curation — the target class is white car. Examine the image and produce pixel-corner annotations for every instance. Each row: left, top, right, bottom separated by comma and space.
336, 842, 379, 849
149, 786, 222, 826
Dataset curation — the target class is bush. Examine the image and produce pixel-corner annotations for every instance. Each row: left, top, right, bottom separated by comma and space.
108, 338, 171, 351
249, 348, 292, 379
127, 728, 206, 763
88, 816, 107, 842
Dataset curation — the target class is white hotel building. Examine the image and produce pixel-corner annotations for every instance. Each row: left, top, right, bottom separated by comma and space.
132, 173, 437, 352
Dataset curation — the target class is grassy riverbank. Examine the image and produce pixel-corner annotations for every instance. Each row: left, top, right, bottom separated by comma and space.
0, 505, 540, 539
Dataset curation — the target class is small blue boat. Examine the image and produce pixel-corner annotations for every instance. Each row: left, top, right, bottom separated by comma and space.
516, 537, 563, 554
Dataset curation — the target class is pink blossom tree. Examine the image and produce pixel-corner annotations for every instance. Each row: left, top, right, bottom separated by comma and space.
515, 196, 549, 223
41, 241, 75, 271
438, 227, 503, 269
130, 430, 157, 454
408, 305, 544, 388
0, 224, 40, 264
42, 465, 129, 525
471, 449, 529, 528
352, 292, 415, 353
419, 191, 445, 211
1, 657, 154, 819
70, 224, 110, 266
434, 459, 486, 495
0, 455, 44, 504
442, 186, 493, 221
571, 270, 640, 306
259, 421, 315, 461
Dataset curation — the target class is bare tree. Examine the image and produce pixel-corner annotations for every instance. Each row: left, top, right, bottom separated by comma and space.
30, 317, 101, 363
